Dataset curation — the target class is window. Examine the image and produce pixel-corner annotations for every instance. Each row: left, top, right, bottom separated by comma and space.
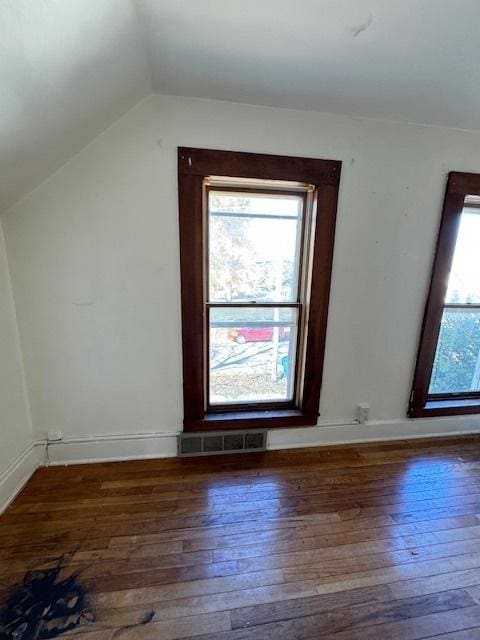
410, 172, 480, 417
208, 188, 305, 408
179, 148, 341, 431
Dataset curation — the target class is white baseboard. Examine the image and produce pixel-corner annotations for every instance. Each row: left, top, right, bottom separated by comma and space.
0, 443, 42, 514
45, 431, 179, 465
41, 415, 480, 466
267, 415, 480, 450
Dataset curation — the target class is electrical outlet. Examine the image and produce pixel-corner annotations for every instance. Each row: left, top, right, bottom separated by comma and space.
356, 403, 370, 424
47, 430, 63, 442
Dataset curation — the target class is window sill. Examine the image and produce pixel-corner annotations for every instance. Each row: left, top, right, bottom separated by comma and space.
184, 409, 318, 432
410, 398, 480, 418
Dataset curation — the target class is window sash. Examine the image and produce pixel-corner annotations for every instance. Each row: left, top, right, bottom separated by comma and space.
206, 302, 302, 411
444, 208, 480, 305
428, 302, 480, 400
442, 303, 480, 309
206, 186, 307, 306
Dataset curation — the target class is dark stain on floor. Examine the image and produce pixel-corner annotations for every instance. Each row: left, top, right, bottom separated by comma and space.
0, 565, 93, 639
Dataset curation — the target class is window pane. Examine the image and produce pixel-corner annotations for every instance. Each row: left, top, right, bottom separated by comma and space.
429, 308, 480, 394
208, 190, 303, 303
445, 207, 480, 303
209, 307, 298, 405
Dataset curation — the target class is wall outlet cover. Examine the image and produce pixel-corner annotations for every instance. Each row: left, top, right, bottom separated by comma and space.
356, 403, 370, 424
47, 430, 63, 442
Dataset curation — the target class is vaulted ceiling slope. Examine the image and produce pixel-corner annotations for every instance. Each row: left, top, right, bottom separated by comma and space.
3, 0, 480, 212
0, 0, 151, 212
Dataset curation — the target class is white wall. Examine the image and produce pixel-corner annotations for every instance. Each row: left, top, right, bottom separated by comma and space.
0, 218, 35, 507
4, 94, 480, 456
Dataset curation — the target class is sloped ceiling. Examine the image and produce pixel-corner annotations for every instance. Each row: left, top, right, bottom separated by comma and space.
3, 0, 480, 211
0, 0, 151, 212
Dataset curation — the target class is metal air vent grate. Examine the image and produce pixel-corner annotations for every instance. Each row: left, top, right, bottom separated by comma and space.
178, 430, 267, 457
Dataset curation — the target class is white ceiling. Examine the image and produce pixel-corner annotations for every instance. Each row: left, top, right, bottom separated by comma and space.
2, 0, 480, 211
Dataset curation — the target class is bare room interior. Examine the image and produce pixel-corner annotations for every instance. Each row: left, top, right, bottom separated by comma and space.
3, 1, 480, 638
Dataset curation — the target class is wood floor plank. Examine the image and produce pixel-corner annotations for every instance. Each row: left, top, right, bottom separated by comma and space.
229, 584, 393, 629
82, 560, 240, 593
303, 552, 480, 596
430, 630, 480, 639
235, 538, 480, 575
309, 605, 480, 640
91, 567, 285, 604
169, 591, 476, 639
183, 514, 480, 553
94, 578, 320, 618
389, 569, 480, 600
209, 523, 480, 563
73, 611, 232, 640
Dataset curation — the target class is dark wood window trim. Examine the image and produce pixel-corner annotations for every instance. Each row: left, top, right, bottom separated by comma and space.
409, 172, 480, 418
178, 147, 341, 432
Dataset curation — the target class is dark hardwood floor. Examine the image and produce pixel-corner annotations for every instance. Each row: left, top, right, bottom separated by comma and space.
3, 437, 480, 638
